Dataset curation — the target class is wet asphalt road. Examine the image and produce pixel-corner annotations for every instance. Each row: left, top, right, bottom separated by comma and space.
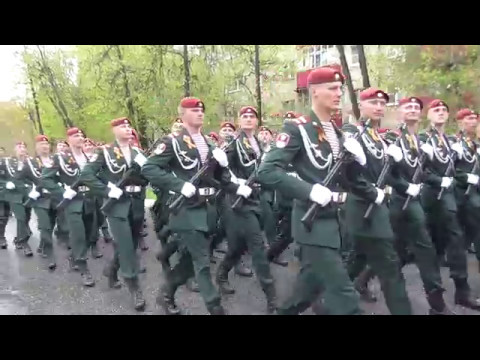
1, 212, 480, 315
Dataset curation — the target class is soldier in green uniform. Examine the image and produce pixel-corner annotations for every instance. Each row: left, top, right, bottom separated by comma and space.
80, 117, 148, 310
419, 100, 480, 310
343, 87, 412, 315
452, 109, 480, 269
5, 141, 33, 255
21, 135, 58, 269
142, 97, 242, 315
0, 147, 10, 250
214, 105, 278, 314
54, 140, 70, 248
40, 128, 96, 287
258, 67, 362, 315
387, 97, 452, 314
83, 138, 103, 258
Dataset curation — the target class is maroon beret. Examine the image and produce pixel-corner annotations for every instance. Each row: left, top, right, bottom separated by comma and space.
208, 132, 219, 141
180, 97, 205, 110
359, 88, 389, 102
35, 135, 49, 143
428, 99, 449, 112
456, 108, 477, 121
258, 126, 272, 135
111, 117, 131, 127
398, 97, 423, 110
67, 127, 83, 137
239, 106, 258, 117
220, 122, 236, 131
307, 67, 345, 86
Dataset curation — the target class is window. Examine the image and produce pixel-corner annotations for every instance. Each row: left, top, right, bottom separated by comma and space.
227, 76, 245, 94
306, 45, 335, 68
350, 45, 359, 65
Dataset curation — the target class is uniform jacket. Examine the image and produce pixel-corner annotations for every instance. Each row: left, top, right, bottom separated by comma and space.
3, 156, 32, 204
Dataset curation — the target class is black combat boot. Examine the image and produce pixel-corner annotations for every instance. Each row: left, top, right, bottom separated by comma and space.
68, 256, 79, 271
125, 278, 146, 312
13, 237, 23, 250
216, 262, 235, 295
102, 261, 121, 289
262, 284, 278, 314
90, 243, 103, 259
215, 241, 228, 254
427, 289, 455, 315
48, 259, 57, 271
80, 266, 95, 287
354, 267, 377, 303
267, 237, 290, 267
23, 242, 33, 257
37, 238, 45, 254
0, 219, 7, 249
0, 237, 6, 250
207, 304, 226, 315
235, 257, 253, 278
454, 278, 480, 311
156, 284, 181, 315
186, 277, 200, 293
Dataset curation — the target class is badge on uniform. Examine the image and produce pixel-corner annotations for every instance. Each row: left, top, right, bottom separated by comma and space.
155, 143, 167, 155
276, 133, 290, 149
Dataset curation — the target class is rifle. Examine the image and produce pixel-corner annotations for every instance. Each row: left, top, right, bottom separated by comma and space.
169, 134, 238, 215
56, 179, 82, 211
23, 184, 41, 207
364, 123, 405, 219
301, 119, 371, 232
437, 131, 461, 201
231, 157, 261, 210
465, 140, 479, 197
100, 138, 161, 213
401, 127, 435, 211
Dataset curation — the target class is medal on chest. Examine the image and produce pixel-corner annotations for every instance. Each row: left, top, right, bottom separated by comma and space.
103, 147, 127, 174
172, 137, 199, 170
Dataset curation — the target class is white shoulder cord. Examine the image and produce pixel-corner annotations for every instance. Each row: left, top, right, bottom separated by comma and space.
27, 158, 41, 179
172, 137, 198, 170
58, 154, 79, 177
361, 133, 384, 160
5, 158, 15, 178
103, 147, 126, 174
298, 125, 331, 170
429, 137, 449, 164
462, 140, 475, 164
236, 138, 256, 167
400, 137, 418, 168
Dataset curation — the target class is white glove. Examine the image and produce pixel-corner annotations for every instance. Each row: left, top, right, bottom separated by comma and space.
212, 148, 229, 168
181, 182, 196, 198
406, 183, 421, 198
107, 184, 123, 199
133, 153, 148, 167
477, 148, 480, 156
229, 170, 239, 185
309, 184, 333, 207
451, 142, 463, 160
236, 184, 253, 199
6, 181, 15, 190
28, 188, 41, 200
237, 178, 247, 186
467, 174, 479, 185
420, 143, 434, 161
343, 138, 367, 166
374, 188, 385, 205
63, 186, 77, 200
386, 144, 403, 163
441, 177, 453, 189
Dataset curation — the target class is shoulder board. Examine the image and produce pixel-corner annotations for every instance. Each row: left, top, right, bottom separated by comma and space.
294, 115, 310, 125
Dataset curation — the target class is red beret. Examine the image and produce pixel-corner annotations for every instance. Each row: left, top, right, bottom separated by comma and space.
456, 108, 477, 121
84, 138, 95, 146
111, 117, 131, 127
35, 135, 49, 143
208, 132, 219, 141
360, 88, 389, 102
239, 106, 258, 117
259, 126, 272, 134
284, 111, 297, 119
220, 122, 236, 131
428, 99, 449, 111
398, 97, 423, 110
16, 141, 26, 146
180, 97, 205, 110
307, 67, 345, 86
66, 127, 83, 137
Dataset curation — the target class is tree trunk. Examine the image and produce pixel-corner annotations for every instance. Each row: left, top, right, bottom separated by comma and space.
254, 45, 262, 126
336, 45, 360, 120
356, 45, 371, 88
183, 45, 191, 97
29, 76, 44, 134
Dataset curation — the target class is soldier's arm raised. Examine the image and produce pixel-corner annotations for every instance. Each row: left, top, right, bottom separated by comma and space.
141, 137, 185, 193
79, 149, 109, 198
258, 122, 312, 201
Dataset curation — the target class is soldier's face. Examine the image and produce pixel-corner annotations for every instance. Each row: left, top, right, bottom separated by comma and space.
83, 142, 95, 153
113, 124, 133, 141
69, 133, 85, 148
239, 114, 258, 131
399, 102, 421, 122
360, 99, 386, 121
57, 143, 68, 153
258, 131, 272, 143
312, 82, 343, 111
15, 144, 27, 157
461, 115, 478, 133
427, 106, 448, 125
36, 141, 50, 155
182, 108, 204, 128
220, 127, 234, 139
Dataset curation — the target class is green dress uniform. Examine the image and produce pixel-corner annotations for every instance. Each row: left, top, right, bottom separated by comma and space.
259, 142, 277, 248
215, 130, 278, 313
343, 121, 412, 315
19, 156, 58, 269
258, 113, 361, 315
0, 157, 10, 249
142, 128, 238, 315
387, 129, 449, 314
419, 129, 480, 309
4, 156, 33, 254
79, 141, 147, 310
40, 151, 96, 286
453, 134, 480, 268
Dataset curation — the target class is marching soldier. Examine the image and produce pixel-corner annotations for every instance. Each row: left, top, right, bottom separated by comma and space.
142, 97, 243, 315
21, 135, 58, 269
208, 131, 220, 146
54, 140, 71, 248
419, 100, 480, 310
5, 141, 33, 255
343, 88, 412, 315
388, 97, 452, 314
258, 67, 362, 315
219, 121, 236, 141
0, 147, 10, 249
80, 118, 148, 311
41, 128, 96, 287
214, 105, 278, 314
452, 110, 480, 270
